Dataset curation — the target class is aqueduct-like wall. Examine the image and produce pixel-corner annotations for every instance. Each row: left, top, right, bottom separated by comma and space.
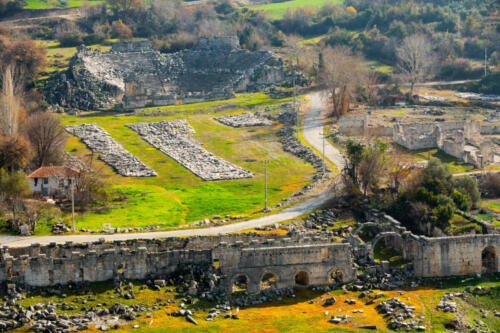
214, 242, 355, 293
0, 234, 356, 292
0, 216, 499, 289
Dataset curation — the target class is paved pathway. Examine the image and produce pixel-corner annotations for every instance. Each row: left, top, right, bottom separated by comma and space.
0, 93, 344, 247
302, 92, 345, 170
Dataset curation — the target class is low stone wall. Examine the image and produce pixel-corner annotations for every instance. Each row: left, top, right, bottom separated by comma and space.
66, 123, 156, 177
215, 112, 273, 128
127, 120, 253, 181
338, 114, 392, 137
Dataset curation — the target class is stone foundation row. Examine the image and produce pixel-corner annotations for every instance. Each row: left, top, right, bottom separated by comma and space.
127, 120, 253, 181
65, 123, 157, 177
215, 112, 273, 128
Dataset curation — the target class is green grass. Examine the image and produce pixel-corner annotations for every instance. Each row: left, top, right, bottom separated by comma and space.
12, 275, 500, 332
252, 0, 343, 20
405, 148, 476, 174
373, 242, 409, 267
70, 185, 186, 230
24, 0, 102, 9
445, 214, 483, 235
60, 94, 315, 229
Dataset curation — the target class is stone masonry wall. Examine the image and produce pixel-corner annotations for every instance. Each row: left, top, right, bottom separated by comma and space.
0, 233, 345, 288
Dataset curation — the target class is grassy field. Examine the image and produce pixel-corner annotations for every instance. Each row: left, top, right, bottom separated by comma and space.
60, 94, 315, 230
12, 275, 500, 332
252, 0, 343, 20
24, 0, 102, 9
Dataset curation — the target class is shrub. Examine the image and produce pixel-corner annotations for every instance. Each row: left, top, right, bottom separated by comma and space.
57, 32, 84, 47
82, 33, 107, 45
451, 189, 470, 211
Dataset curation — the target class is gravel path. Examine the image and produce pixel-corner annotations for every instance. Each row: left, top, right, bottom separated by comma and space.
0, 92, 344, 247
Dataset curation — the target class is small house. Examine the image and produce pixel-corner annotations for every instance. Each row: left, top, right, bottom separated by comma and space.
28, 166, 79, 197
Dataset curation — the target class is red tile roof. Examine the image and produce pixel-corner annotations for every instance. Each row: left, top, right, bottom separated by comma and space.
28, 166, 79, 178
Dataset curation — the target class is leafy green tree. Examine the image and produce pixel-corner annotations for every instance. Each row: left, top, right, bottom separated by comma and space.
0, 169, 30, 224
454, 175, 480, 208
343, 140, 364, 187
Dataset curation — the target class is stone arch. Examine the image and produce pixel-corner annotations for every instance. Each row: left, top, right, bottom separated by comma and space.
355, 223, 382, 243
482, 246, 497, 274
294, 271, 310, 287
260, 272, 278, 290
328, 269, 345, 284
369, 232, 405, 260
232, 274, 250, 292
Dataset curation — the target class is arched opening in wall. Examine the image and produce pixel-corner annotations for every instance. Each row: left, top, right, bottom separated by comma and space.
329, 269, 344, 284
372, 234, 410, 268
482, 246, 497, 274
358, 225, 379, 243
232, 274, 249, 292
260, 272, 278, 290
294, 271, 309, 287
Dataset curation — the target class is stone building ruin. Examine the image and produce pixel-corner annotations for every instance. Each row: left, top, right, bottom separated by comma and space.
44, 37, 304, 111
338, 113, 500, 167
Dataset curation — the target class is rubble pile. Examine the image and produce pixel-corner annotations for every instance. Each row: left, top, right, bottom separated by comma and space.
65, 123, 156, 177
215, 112, 273, 127
437, 293, 459, 313
127, 120, 253, 181
377, 298, 425, 331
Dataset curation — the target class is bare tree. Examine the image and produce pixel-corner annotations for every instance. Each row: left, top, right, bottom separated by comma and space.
0, 65, 19, 136
26, 112, 68, 169
319, 46, 364, 118
396, 34, 434, 96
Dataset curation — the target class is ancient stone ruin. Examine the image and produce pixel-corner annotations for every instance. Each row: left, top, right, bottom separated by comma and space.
0, 221, 498, 289
65, 123, 156, 177
393, 121, 499, 167
338, 113, 500, 168
127, 120, 253, 181
0, 233, 354, 290
44, 37, 303, 111
215, 112, 274, 128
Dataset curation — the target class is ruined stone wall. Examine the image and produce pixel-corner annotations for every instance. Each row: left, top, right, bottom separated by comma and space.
0, 233, 345, 288
393, 123, 439, 150
412, 235, 500, 277
338, 114, 392, 137
214, 239, 355, 292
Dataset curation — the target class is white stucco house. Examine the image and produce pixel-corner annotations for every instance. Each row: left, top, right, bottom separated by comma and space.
27, 166, 79, 197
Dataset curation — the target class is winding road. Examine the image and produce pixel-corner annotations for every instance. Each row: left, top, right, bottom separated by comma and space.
0, 92, 343, 247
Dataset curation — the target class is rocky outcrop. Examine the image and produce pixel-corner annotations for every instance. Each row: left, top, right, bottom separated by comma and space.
127, 120, 253, 181
215, 112, 273, 127
44, 37, 306, 111
65, 123, 156, 177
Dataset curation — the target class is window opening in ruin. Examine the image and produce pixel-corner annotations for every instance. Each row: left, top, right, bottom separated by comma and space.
329, 269, 344, 283
232, 275, 249, 292
260, 272, 278, 290
294, 271, 309, 286
212, 259, 220, 268
482, 246, 497, 274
